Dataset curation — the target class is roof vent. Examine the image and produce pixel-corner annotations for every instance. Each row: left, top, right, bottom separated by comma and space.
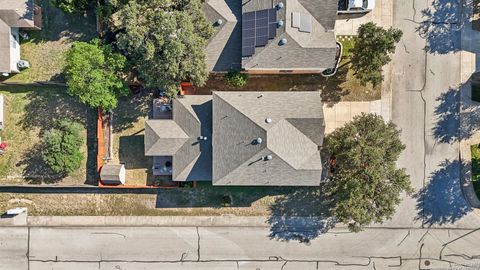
277, 20, 284, 27
279, 38, 288, 46
215, 19, 223, 26
255, 137, 263, 144
257, 94, 264, 98
264, 155, 273, 161
265, 118, 272, 123
276, 2, 284, 10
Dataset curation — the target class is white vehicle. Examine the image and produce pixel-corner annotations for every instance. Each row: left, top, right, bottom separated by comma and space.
338, 0, 375, 14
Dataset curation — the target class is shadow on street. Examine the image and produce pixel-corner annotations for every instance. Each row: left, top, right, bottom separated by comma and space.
415, 159, 472, 225
267, 187, 336, 242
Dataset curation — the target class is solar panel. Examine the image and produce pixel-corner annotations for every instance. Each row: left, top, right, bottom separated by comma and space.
241, 8, 278, 57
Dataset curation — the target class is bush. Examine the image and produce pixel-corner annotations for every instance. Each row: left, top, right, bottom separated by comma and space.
224, 71, 249, 88
42, 119, 84, 175
221, 194, 233, 207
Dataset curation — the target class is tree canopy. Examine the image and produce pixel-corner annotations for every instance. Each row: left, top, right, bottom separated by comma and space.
65, 40, 128, 111
351, 22, 402, 87
52, 0, 92, 13
115, 0, 214, 96
42, 119, 84, 175
324, 113, 412, 232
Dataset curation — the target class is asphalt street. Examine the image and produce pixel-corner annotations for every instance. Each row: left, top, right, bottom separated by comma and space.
387, 0, 480, 229
2, 226, 480, 270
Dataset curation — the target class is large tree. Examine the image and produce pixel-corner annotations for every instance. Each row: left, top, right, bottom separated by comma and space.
42, 119, 84, 175
351, 22, 402, 87
115, 0, 214, 96
324, 113, 412, 232
65, 40, 128, 111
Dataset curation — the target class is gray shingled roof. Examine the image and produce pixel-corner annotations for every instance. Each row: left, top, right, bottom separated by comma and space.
144, 96, 213, 181
203, 0, 337, 72
203, 0, 242, 71
0, 0, 38, 73
241, 0, 337, 71
212, 91, 325, 186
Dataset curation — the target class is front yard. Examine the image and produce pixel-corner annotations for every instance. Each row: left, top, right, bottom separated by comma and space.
0, 85, 96, 185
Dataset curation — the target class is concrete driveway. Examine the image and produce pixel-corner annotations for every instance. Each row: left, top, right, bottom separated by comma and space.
323, 100, 387, 134
335, 0, 393, 36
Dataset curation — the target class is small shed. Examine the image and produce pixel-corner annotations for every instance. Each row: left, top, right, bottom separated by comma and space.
100, 164, 126, 185
0, 95, 3, 130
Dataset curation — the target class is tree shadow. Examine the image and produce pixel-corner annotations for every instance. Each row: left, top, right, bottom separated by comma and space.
415, 159, 472, 225
28, 0, 97, 44
15, 144, 66, 184
267, 187, 336, 242
416, 0, 463, 54
112, 90, 152, 133
18, 87, 90, 135
320, 64, 350, 107
433, 88, 460, 143
433, 80, 480, 143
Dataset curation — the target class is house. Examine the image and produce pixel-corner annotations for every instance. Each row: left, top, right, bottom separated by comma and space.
0, 0, 42, 76
203, 0, 338, 73
144, 91, 325, 186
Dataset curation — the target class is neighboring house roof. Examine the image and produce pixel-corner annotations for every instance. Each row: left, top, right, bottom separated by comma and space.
212, 91, 325, 186
0, 20, 11, 73
203, 0, 242, 71
203, 0, 337, 72
145, 96, 213, 181
0, 0, 37, 28
0, 0, 40, 74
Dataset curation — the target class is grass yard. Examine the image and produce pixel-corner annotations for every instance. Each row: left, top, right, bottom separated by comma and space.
3, 0, 97, 83
471, 144, 480, 198
108, 91, 173, 186
196, 36, 380, 105
0, 85, 96, 185
0, 184, 322, 216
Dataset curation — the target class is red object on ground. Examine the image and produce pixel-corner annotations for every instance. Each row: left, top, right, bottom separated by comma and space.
0, 143, 6, 150
179, 82, 196, 95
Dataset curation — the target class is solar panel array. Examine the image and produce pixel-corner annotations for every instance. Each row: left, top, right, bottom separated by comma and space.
242, 8, 277, 57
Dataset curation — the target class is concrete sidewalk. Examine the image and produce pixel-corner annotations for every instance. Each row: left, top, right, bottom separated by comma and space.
459, 0, 480, 209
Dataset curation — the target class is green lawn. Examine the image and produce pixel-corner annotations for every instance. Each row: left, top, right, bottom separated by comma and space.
3, 0, 97, 83
471, 144, 480, 197
0, 85, 96, 185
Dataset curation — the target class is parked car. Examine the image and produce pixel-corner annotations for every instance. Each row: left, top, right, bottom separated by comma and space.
338, 0, 375, 14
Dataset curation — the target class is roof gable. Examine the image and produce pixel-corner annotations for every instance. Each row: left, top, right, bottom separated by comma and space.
212, 91, 325, 186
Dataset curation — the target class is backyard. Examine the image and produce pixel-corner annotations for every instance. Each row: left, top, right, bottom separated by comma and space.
2, 0, 97, 83
0, 85, 96, 185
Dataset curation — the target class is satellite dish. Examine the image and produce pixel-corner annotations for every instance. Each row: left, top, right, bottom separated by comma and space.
276, 2, 284, 9
279, 38, 288, 46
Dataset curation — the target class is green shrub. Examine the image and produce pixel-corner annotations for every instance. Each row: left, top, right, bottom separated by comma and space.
224, 71, 249, 88
51, 0, 92, 14
42, 119, 84, 175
